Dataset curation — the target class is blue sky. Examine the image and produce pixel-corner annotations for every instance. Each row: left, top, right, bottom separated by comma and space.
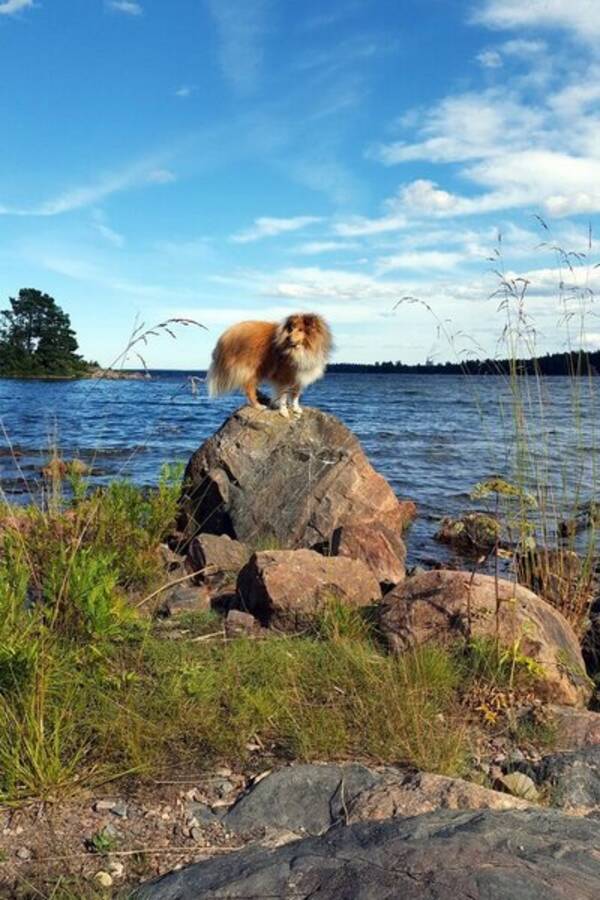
1, 0, 600, 367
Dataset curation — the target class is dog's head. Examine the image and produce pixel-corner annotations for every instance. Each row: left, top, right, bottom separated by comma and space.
276, 313, 332, 357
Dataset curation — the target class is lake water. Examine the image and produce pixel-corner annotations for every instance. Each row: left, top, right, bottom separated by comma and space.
0, 373, 598, 565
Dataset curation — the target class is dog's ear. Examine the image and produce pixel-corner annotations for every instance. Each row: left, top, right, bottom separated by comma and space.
302, 313, 318, 329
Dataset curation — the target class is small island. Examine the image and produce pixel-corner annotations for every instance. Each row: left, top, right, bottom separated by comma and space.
0, 288, 145, 380
0, 288, 93, 379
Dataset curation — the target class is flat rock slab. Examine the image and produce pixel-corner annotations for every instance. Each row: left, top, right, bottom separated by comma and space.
178, 406, 415, 547
134, 809, 600, 899
347, 770, 532, 822
223, 763, 383, 835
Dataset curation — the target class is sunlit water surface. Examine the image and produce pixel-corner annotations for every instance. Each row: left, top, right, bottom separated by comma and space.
0, 373, 597, 565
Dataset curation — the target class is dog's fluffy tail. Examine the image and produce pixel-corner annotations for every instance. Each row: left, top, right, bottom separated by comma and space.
206, 350, 247, 397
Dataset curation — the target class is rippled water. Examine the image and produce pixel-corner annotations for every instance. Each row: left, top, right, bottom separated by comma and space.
0, 373, 598, 565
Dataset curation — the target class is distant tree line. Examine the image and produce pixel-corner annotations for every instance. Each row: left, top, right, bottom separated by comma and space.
0, 289, 93, 378
328, 352, 600, 377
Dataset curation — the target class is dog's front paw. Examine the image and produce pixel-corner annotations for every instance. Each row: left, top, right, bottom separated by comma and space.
278, 406, 290, 418
292, 406, 302, 417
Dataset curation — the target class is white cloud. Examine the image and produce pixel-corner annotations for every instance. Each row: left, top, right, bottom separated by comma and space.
333, 213, 406, 237
501, 38, 547, 57
205, 0, 269, 95
473, 0, 600, 43
294, 241, 359, 255
0, 0, 34, 15
231, 215, 322, 243
107, 1, 143, 15
175, 86, 194, 98
372, 91, 545, 165
477, 49, 503, 68
375, 250, 466, 274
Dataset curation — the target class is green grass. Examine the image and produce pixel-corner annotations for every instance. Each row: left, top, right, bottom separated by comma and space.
0, 476, 479, 800
0, 460, 566, 806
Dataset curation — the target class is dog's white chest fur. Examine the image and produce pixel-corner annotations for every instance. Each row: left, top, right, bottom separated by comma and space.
292, 349, 327, 388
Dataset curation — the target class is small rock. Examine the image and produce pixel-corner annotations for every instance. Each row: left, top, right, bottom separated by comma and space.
187, 534, 251, 589
498, 772, 540, 802
108, 860, 125, 878
190, 827, 204, 842
224, 609, 263, 638
159, 584, 211, 617
16, 847, 31, 861
94, 799, 118, 812
95, 871, 113, 888
111, 800, 128, 818
435, 513, 501, 554
215, 779, 234, 797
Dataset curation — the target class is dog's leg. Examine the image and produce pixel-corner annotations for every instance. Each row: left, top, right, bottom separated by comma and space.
275, 389, 290, 418
291, 386, 302, 416
245, 381, 266, 410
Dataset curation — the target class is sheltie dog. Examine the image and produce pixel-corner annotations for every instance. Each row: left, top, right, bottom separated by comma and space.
207, 313, 332, 417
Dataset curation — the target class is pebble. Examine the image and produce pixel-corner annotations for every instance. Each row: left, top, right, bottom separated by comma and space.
94, 799, 118, 812
215, 779, 234, 797
95, 871, 114, 888
94, 798, 128, 817
111, 800, 129, 818
16, 847, 31, 861
108, 860, 125, 878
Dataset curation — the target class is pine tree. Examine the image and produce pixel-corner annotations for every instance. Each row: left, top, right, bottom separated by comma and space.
0, 289, 88, 377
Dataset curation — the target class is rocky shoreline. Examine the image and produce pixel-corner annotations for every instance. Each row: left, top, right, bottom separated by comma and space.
3, 403, 600, 898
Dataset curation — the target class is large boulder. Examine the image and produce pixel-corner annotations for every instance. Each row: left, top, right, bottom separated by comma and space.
134, 809, 600, 899
237, 549, 381, 630
379, 570, 591, 707
177, 407, 415, 552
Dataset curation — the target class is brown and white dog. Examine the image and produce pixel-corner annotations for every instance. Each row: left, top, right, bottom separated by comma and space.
207, 313, 332, 417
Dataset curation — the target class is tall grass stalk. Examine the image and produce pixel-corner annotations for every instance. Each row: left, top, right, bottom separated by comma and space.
400, 222, 599, 633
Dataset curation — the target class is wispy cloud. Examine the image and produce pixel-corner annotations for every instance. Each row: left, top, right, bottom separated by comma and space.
472, 0, 600, 43
0, 159, 176, 217
231, 215, 322, 243
375, 250, 467, 275
174, 85, 194, 98
205, 0, 270, 95
0, 0, 34, 15
146, 168, 176, 184
294, 240, 359, 255
91, 209, 125, 248
107, 1, 143, 16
